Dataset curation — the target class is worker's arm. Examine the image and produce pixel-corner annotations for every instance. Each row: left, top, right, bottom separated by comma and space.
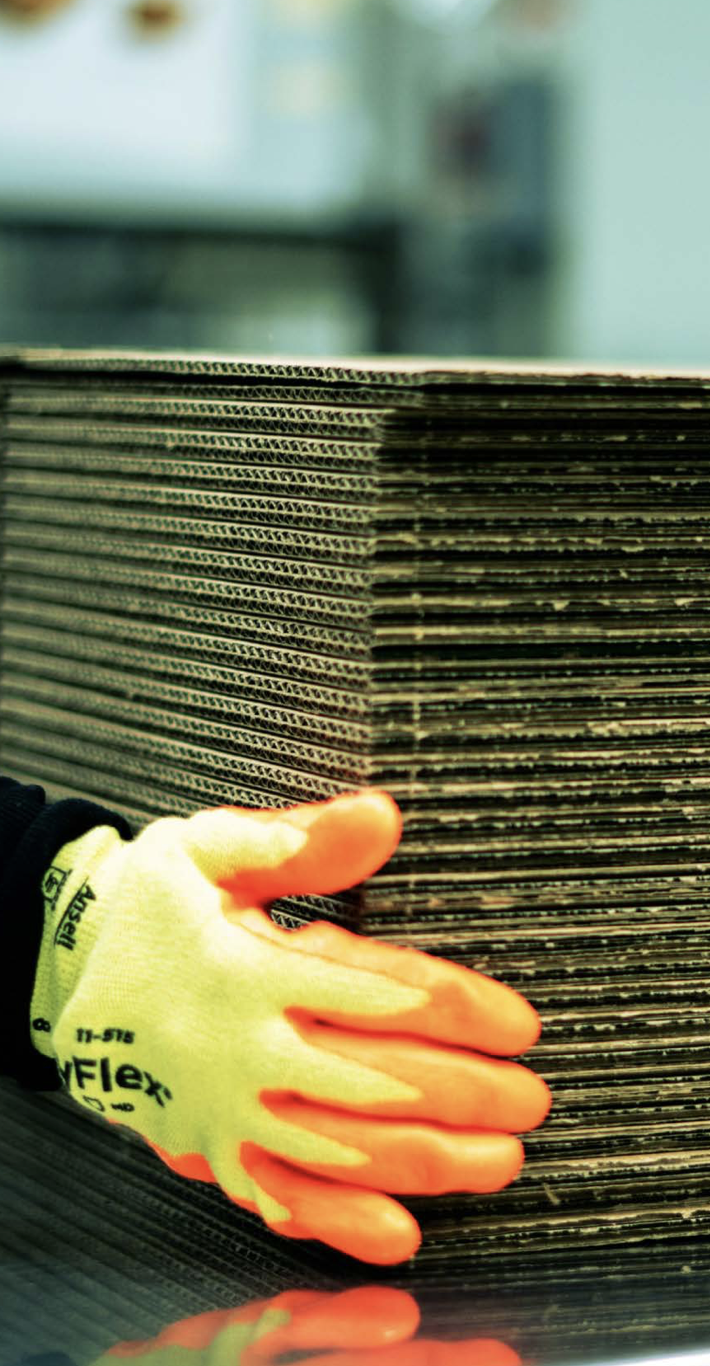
0, 775, 132, 1089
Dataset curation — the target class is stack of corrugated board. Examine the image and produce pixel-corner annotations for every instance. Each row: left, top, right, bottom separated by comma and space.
2, 348, 710, 1266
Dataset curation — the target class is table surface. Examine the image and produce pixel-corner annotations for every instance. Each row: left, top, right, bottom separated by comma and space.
3, 1077, 710, 1366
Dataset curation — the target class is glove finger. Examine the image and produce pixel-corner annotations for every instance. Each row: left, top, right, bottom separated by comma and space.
260, 1094, 525, 1194
239, 1143, 422, 1264
238, 908, 540, 1057
149, 1137, 421, 1263
284, 1018, 551, 1132
242, 1287, 420, 1361
217, 790, 402, 904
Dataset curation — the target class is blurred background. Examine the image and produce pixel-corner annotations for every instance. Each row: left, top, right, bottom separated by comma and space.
0, 0, 706, 363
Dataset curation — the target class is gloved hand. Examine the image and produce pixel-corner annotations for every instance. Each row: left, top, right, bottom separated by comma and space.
105, 1286, 521, 1366
30, 790, 551, 1264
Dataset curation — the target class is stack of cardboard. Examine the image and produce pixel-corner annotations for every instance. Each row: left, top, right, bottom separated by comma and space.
3, 348, 710, 1263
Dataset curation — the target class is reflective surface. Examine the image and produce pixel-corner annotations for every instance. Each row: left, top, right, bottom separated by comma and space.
3, 1078, 710, 1366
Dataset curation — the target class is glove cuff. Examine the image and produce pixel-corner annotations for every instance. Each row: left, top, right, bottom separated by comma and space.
30, 825, 126, 1058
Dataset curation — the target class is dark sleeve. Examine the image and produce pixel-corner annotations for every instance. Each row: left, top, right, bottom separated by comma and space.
0, 777, 133, 1090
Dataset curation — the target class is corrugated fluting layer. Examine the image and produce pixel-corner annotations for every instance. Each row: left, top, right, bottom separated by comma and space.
3, 348, 710, 1265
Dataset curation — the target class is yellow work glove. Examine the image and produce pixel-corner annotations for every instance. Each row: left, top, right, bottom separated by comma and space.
30, 791, 551, 1264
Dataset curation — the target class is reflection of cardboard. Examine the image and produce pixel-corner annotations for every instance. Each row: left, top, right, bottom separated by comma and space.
0, 0, 75, 18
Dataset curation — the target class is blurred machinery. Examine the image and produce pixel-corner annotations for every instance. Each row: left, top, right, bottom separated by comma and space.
0, 0, 559, 354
